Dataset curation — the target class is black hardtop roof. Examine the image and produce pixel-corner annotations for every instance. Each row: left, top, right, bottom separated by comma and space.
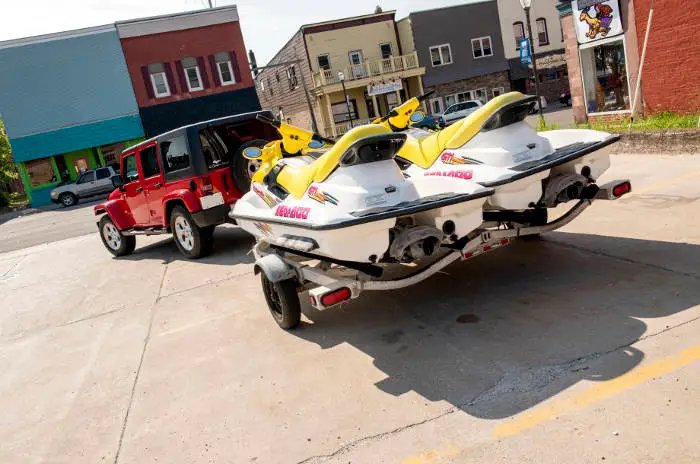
122, 110, 274, 154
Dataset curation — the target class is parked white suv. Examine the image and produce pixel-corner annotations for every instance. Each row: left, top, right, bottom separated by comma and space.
439, 100, 484, 126
50, 166, 118, 207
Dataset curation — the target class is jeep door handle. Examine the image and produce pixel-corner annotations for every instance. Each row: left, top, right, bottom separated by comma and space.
153, 183, 162, 188
135, 186, 143, 193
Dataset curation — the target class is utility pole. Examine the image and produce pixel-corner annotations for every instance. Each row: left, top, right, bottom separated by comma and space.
520, 0, 544, 122
207, 0, 213, 8
253, 59, 319, 133
338, 72, 354, 128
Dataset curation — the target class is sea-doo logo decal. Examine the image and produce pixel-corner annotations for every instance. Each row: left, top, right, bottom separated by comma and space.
441, 152, 468, 165
252, 184, 279, 208
424, 170, 473, 179
253, 222, 272, 235
307, 186, 339, 205
275, 206, 311, 219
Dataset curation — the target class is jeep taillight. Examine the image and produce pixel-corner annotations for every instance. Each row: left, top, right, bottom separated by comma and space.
200, 176, 213, 195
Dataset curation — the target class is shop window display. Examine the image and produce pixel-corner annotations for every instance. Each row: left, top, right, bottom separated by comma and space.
580, 40, 629, 113
25, 158, 56, 187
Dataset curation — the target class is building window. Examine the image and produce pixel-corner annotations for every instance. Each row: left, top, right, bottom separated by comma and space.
259, 79, 265, 91
580, 39, 630, 114
182, 57, 203, 91
429, 44, 452, 67
513, 22, 525, 49
317, 54, 331, 70
267, 78, 273, 96
536, 18, 549, 46
471, 36, 493, 59
286, 65, 298, 90
451, 88, 488, 104
215, 52, 235, 85
445, 94, 456, 108
25, 158, 56, 187
429, 97, 444, 115
492, 87, 505, 97
148, 63, 171, 98
380, 43, 393, 59
331, 100, 358, 124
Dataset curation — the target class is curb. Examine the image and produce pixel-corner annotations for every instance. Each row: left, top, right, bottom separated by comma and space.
608, 129, 699, 155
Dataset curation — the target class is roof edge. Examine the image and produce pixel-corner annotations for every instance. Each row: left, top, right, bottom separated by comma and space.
0, 24, 115, 50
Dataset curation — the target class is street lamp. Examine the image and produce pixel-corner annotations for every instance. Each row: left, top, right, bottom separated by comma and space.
520, 0, 544, 122
338, 72, 354, 128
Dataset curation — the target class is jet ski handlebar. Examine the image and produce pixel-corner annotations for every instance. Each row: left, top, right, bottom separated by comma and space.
416, 90, 435, 102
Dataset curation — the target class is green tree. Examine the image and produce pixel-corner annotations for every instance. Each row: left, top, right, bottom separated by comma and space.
0, 118, 18, 185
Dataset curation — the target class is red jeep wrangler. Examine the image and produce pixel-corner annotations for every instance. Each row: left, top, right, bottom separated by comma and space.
95, 111, 278, 259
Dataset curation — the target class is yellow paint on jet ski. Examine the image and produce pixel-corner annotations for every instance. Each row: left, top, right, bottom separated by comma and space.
398, 92, 531, 169
277, 125, 391, 199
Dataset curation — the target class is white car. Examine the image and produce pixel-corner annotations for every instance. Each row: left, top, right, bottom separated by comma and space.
50, 166, 118, 207
439, 100, 484, 126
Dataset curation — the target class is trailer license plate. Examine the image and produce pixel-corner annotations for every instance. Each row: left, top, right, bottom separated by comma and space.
200, 192, 224, 209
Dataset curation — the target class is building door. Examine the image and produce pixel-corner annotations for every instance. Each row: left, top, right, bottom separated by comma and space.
349, 50, 365, 79
73, 156, 90, 175
429, 97, 444, 115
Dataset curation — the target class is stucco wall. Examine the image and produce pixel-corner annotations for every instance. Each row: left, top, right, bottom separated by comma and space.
397, 18, 415, 53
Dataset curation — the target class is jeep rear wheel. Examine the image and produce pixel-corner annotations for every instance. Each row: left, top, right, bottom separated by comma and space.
98, 215, 135, 257
170, 206, 213, 259
59, 192, 77, 207
232, 139, 269, 194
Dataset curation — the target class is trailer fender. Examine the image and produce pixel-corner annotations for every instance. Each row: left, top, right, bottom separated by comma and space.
254, 254, 297, 283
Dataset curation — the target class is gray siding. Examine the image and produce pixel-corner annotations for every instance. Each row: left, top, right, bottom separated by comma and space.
410, 2, 509, 87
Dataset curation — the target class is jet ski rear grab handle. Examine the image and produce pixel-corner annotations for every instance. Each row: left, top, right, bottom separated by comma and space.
253, 179, 630, 308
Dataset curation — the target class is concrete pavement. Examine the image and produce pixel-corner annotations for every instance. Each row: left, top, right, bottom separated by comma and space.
1, 154, 699, 463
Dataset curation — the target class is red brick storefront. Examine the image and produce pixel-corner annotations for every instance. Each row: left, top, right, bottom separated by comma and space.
633, 0, 700, 115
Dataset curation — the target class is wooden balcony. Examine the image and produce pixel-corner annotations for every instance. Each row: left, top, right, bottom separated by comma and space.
311, 52, 424, 94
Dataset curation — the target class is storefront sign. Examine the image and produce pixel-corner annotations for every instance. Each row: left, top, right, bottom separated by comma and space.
367, 79, 402, 96
536, 53, 567, 69
573, 0, 623, 44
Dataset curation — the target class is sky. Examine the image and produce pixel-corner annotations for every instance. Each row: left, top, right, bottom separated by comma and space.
0, 0, 477, 65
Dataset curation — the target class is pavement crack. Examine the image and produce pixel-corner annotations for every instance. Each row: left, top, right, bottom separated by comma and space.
1, 254, 27, 277
113, 260, 168, 464
548, 239, 700, 280
156, 268, 253, 301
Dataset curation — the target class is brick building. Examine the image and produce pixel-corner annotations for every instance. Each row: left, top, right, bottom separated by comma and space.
558, 0, 697, 123
116, 6, 260, 137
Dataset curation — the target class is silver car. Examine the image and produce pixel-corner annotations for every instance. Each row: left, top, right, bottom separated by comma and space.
439, 100, 484, 126
50, 167, 118, 207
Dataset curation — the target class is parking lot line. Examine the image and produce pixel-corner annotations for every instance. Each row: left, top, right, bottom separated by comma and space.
627, 169, 700, 196
493, 343, 700, 438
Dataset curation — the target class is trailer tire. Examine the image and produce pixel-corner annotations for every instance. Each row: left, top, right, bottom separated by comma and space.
261, 273, 301, 330
232, 139, 269, 194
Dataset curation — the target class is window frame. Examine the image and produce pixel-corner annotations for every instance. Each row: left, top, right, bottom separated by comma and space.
379, 42, 393, 59
183, 65, 204, 92
348, 50, 363, 66
330, 99, 359, 124
317, 54, 331, 70
536, 18, 549, 46
429, 43, 453, 67
578, 36, 632, 116
150, 71, 171, 98
286, 65, 298, 90
492, 87, 505, 97
217, 60, 236, 86
429, 97, 444, 115
121, 153, 139, 184
471, 36, 493, 59
513, 21, 525, 50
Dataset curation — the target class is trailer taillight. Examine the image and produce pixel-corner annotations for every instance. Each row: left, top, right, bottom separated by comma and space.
321, 287, 351, 307
612, 181, 631, 197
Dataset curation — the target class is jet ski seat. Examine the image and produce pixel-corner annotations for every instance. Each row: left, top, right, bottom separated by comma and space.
398, 92, 535, 169
268, 124, 395, 199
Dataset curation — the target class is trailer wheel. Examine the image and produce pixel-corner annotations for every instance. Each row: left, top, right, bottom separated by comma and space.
261, 273, 301, 330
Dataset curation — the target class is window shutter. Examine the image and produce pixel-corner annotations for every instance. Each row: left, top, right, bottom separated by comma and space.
229, 51, 241, 83
196, 56, 210, 88
141, 65, 155, 98
163, 62, 177, 94
175, 61, 188, 92
208, 55, 221, 86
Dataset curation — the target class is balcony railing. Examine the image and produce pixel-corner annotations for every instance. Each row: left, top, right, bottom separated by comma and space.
313, 52, 420, 88
324, 118, 375, 138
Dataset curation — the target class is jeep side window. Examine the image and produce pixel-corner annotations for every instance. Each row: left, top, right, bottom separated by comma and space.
160, 134, 190, 172
122, 154, 139, 183
199, 127, 231, 170
139, 146, 161, 179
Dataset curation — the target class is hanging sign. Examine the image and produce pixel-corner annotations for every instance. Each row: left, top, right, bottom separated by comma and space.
519, 38, 532, 65
367, 79, 402, 96
573, 0, 624, 44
